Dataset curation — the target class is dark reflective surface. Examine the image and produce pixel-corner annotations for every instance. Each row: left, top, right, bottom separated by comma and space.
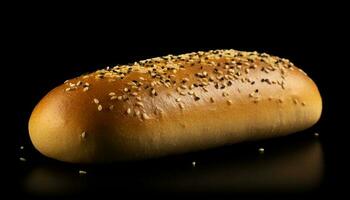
18, 131, 324, 197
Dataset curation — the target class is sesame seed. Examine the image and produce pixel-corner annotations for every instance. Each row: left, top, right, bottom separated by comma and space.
83, 87, 89, 92
192, 161, 196, 167
136, 102, 144, 107
109, 105, 114, 110
65, 88, 71, 92
126, 108, 131, 115
79, 170, 87, 175
194, 96, 200, 101
142, 113, 150, 120
301, 102, 306, 106
136, 96, 142, 101
111, 96, 123, 101
93, 98, 99, 104
258, 148, 265, 154
110, 96, 118, 100
293, 99, 298, 104
151, 88, 156, 95
81, 131, 86, 139
19, 157, 26, 162
180, 85, 188, 89
180, 91, 187, 96
97, 105, 103, 111
179, 102, 185, 109
109, 92, 116, 96
227, 100, 232, 105
128, 82, 137, 86
176, 97, 181, 102
124, 88, 129, 92
176, 87, 181, 93
20, 146, 24, 150
210, 97, 214, 103
131, 92, 138, 96
314, 132, 319, 137
182, 78, 190, 83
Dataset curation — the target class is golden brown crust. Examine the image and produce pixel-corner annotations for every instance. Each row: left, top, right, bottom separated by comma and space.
28, 49, 322, 163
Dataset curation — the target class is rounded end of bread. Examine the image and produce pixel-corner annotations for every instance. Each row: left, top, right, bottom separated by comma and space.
28, 85, 133, 163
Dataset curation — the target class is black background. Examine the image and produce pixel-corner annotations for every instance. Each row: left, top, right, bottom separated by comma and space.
6, 4, 348, 199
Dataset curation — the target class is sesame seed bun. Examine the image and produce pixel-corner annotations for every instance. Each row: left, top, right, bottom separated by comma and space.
28, 49, 322, 163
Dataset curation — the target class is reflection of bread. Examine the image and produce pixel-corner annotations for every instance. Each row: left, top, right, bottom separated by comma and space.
28, 49, 322, 163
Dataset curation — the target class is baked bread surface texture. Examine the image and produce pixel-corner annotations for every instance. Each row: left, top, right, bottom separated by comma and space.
28, 49, 322, 163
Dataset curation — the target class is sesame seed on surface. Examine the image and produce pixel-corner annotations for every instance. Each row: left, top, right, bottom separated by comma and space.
293, 98, 298, 104
258, 148, 265, 154
19, 157, 26, 162
210, 97, 215, 103
110, 95, 118, 100
179, 102, 185, 109
97, 105, 103, 111
81, 131, 86, 139
142, 113, 150, 120
79, 170, 87, 175
192, 161, 196, 167
136, 102, 144, 108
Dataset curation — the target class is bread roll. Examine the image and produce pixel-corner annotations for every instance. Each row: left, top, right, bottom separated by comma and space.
28, 49, 322, 163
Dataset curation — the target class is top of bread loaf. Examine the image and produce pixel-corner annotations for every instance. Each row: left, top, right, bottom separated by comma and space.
62, 49, 307, 120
